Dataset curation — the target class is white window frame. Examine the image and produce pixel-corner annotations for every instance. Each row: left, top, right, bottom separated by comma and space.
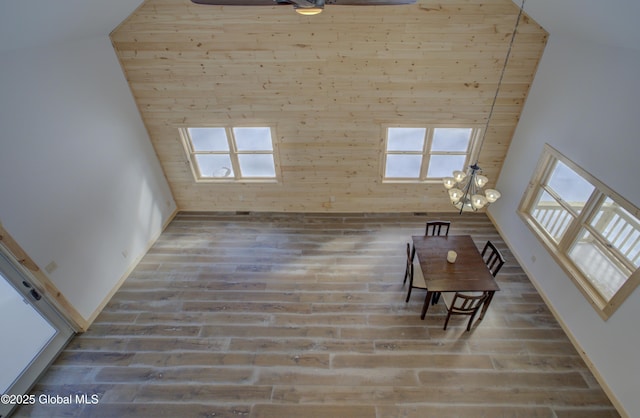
518, 144, 640, 320
381, 125, 483, 182
180, 126, 280, 183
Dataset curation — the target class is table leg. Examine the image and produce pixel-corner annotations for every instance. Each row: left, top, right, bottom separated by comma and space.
478, 291, 495, 321
421, 290, 433, 320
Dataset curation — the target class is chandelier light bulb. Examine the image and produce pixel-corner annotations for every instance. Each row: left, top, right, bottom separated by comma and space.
443, 177, 456, 189
452, 170, 466, 183
471, 194, 488, 209
475, 175, 488, 188
448, 188, 463, 204
485, 189, 501, 203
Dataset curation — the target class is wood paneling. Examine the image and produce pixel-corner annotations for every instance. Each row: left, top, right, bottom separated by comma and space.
14, 212, 619, 417
111, 0, 548, 212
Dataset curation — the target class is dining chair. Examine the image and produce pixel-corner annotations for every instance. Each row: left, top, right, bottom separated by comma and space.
402, 243, 427, 302
423, 220, 450, 305
441, 291, 489, 331
481, 240, 505, 277
425, 220, 451, 236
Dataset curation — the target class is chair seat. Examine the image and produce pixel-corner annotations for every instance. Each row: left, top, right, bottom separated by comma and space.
442, 291, 484, 308
412, 262, 427, 289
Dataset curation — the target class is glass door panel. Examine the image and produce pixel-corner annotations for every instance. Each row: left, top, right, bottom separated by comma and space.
0, 250, 74, 417
0, 275, 56, 393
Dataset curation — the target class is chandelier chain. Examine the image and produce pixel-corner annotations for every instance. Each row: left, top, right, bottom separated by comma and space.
476, 0, 526, 162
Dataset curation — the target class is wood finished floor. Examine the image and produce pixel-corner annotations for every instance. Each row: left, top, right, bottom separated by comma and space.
15, 212, 620, 418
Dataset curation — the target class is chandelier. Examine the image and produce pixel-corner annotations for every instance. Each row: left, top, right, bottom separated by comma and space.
443, 164, 501, 213
442, 0, 525, 213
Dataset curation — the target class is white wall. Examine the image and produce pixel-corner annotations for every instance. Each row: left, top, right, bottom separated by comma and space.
489, 35, 640, 416
0, 36, 176, 322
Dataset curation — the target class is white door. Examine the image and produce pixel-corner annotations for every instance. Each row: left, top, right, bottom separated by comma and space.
0, 249, 75, 418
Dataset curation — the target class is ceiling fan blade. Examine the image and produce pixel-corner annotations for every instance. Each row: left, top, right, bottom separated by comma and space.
191, 0, 415, 5
191, 0, 289, 5
326, 0, 416, 4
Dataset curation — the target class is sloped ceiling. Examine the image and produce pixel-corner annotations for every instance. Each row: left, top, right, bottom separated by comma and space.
2, 0, 639, 212
3, 0, 639, 54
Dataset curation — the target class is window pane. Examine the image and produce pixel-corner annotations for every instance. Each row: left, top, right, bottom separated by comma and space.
385, 154, 422, 178
591, 198, 640, 268
238, 154, 276, 177
547, 161, 594, 213
387, 128, 426, 151
569, 229, 629, 301
531, 191, 573, 243
195, 154, 234, 178
233, 127, 273, 151
426, 155, 466, 178
431, 128, 472, 152
188, 128, 229, 151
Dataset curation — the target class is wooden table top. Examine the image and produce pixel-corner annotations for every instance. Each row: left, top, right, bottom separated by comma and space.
411, 235, 500, 293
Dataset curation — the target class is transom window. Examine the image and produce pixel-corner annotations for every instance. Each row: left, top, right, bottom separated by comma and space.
180, 127, 278, 181
519, 144, 640, 319
382, 126, 481, 181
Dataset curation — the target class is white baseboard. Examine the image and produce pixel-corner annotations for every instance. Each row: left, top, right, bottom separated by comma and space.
85, 208, 178, 326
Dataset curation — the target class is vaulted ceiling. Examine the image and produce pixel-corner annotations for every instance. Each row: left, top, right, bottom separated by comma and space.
5, 1, 638, 212
110, 0, 547, 211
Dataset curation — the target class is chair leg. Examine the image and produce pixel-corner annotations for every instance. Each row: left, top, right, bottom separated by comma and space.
403, 266, 409, 285
443, 311, 452, 330
405, 285, 413, 303
466, 311, 479, 332
431, 292, 440, 305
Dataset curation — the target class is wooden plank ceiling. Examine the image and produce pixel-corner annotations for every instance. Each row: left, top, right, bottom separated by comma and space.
111, 0, 547, 212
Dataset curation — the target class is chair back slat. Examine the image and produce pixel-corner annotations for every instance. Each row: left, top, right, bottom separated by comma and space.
403, 242, 426, 302
443, 291, 489, 331
425, 221, 451, 237
450, 292, 487, 313
481, 240, 505, 277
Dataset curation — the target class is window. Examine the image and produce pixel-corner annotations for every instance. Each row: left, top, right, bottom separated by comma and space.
180, 127, 278, 181
519, 144, 640, 319
382, 126, 481, 181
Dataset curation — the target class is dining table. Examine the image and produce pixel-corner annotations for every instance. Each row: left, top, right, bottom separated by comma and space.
411, 234, 500, 320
